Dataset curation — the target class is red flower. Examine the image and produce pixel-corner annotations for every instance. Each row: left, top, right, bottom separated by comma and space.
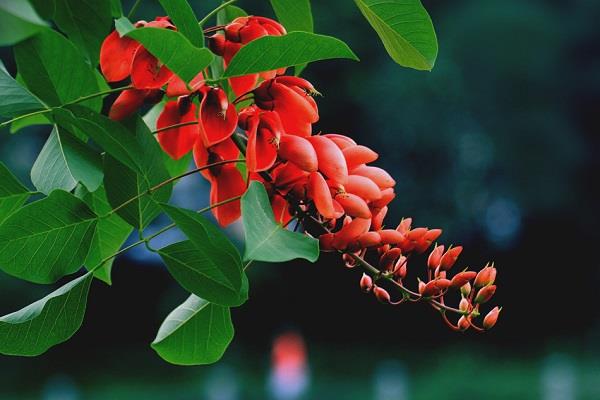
239, 106, 284, 172
156, 97, 199, 160
108, 88, 162, 121
198, 87, 238, 147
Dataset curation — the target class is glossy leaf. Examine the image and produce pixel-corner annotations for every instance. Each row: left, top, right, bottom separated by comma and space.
0, 1, 48, 46
0, 190, 97, 284
152, 295, 234, 366
103, 117, 172, 230
270, 0, 313, 33
242, 181, 319, 263
81, 185, 133, 285
31, 126, 103, 195
159, 205, 246, 306
0, 273, 93, 356
158, 0, 204, 47
51, 0, 114, 65
14, 28, 102, 110
117, 18, 214, 83
354, 0, 438, 71
223, 32, 358, 78
0, 162, 30, 225
0, 60, 45, 118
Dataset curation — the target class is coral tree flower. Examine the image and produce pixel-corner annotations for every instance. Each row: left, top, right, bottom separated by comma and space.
209, 16, 287, 96
239, 106, 284, 172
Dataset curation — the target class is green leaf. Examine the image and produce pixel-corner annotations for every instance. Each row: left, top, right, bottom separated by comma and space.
354, 0, 438, 71
152, 295, 234, 366
242, 181, 319, 263
0, 273, 93, 356
50, 0, 113, 65
103, 117, 172, 230
223, 32, 358, 78
270, 0, 313, 33
159, 204, 247, 306
0, 1, 48, 46
216, 4, 247, 25
110, 0, 123, 17
81, 185, 133, 285
14, 28, 101, 110
0, 60, 45, 118
158, 0, 204, 47
9, 112, 51, 134
0, 190, 98, 284
31, 126, 103, 195
116, 19, 214, 83
0, 163, 30, 225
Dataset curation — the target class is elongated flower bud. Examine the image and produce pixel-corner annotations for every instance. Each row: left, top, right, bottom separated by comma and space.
474, 265, 497, 288
458, 316, 470, 331
360, 273, 373, 293
474, 285, 496, 304
483, 306, 501, 329
459, 298, 470, 313
450, 271, 477, 289
374, 286, 391, 303
439, 246, 463, 271
428, 245, 445, 269
460, 282, 472, 297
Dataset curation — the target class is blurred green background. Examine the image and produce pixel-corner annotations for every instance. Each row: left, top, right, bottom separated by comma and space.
1, 0, 599, 399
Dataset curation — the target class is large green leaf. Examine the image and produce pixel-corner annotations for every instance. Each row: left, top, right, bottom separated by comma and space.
116, 18, 214, 83
152, 294, 234, 366
50, 0, 114, 65
0, 1, 48, 46
159, 204, 246, 306
216, 4, 247, 25
354, 0, 438, 71
223, 32, 358, 78
0, 190, 97, 284
14, 28, 101, 110
31, 126, 103, 195
242, 181, 319, 263
158, 0, 204, 47
0, 60, 45, 118
270, 0, 313, 33
0, 273, 93, 356
81, 185, 133, 285
103, 117, 172, 230
0, 163, 30, 225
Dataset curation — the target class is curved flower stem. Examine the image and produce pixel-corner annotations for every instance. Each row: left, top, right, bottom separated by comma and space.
105, 158, 244, 218
152, 121, 199, 134
0, 85, 133, 130
199, 0, 237, 27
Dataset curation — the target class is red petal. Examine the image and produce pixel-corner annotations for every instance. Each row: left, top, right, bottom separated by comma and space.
247, 126, 278, 172
332, 217, 371, 250
166, 72, 205, 97
343, 145, 379, 170
308, 136, 348, 184
307, 172, 335, 219
210, 165, 246, 226
323, 134, 357, 150
100, 31, 140, 82
109, 89, 148, 121
131, 47, 173, 89
157, 100, 199, 160
335, 193, 372, 219
271, 194, 291, 224
278, 134, 318, 172
261, 82, 318, 136
272, 162, 309, 192
229, 74, 260, 97
350, 165, 396, 189
344, 175, 382, 201
199, 88, 238, 147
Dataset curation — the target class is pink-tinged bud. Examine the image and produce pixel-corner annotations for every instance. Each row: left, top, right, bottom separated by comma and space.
439, 246, 463, 271
319, 233, 335, 251
379, 229, 405, 245
374, 286, 391, 303
379, 247, 402, 271
459, 298, 470, 313
308, 135, 349, 185
307, 172, 336, 219
342, 145, 379, 170
342, 253, 356, 268
393, 256, 407, 279
458, 316, 470, 331
428, 245, 445, 269
372, 206, 388, 231
450, 271, 477, 289
434, 268, 446, 279
474, 285, 496, 304
396, 218, 412, 234
360, 273, 373, 293
335, 192, 372, 219
483, 306, 501, 329
474, 265, 497, 288
460, 282, 472, 297
278, 134, 318, 172
344, 175, 382, 202
425, 229, 442, 242
435, 278, 452, 290
421, 280, 441, 297
370, 188, 395, 209
351, 165, 395, 188
418, 280, 426, 295
357, 231, 382, 248
331, 217, 371, 250
323, 133, 356, 150
406, 227, 428, 241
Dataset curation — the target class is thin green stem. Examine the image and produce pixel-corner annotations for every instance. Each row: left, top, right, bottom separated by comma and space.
128, 0, 143, 19
152, 121, 199, 134
0, 109, 52, 130
198, 0, 237, 27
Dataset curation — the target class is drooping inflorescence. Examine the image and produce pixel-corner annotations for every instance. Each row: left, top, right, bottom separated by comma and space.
99, 15, 501, 331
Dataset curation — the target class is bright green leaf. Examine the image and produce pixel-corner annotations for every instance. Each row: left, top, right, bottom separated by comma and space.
216, 4, 247, 25
354, 0, 438, 71
103, 117, 172, 230
242, 181, 319, 263
0, 190, 97, 284
158, 0, 204, 47
14, 28, 101, 110
0, 60, 45, 118
9, 112, 51, 134
152, 294, 234, 366
0, 1, 48, 46
117, 19, 214, 83
31, 126, 103, 195
270, 0, 313, 33
158, 204, 246, 306
110, 0, 123, 17
223, 32, 358, 78
80, 185, 133, 285
0, 162, 30, 225
0, 273, 93, 356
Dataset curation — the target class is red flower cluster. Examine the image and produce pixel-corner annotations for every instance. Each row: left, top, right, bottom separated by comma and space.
98, 15, 501, 331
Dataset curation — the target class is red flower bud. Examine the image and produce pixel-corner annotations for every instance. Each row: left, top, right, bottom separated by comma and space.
360, 273, 373, 293
335, 192, 372, 219
278, 134, 318, 172
350, 165, 395, 188
378, 229, 405, 245
483, 306, 501, 330
319, 233, 335, 251
427, 245, 445, 269
450, 271, 477, 289
344, 175, 382, 202
374, 286, 391, 303
323, 134, 356, 150
372, 206, 388, 231
474, 285, 496, 304
342, 145, 379, 170
308, 136, 349, 185
439, 246, 463, 271
307, 172, 336, 219
370, 188, 396, 209
331, 218, 371, 250
459, 298, 470, 313
474, 265, 497, 288
460, 282, 472, 297
421, 280, 442, 297
393, 256, 408, 279
379, 248, 402, 271
418, 280, 426, 294
396, 218, 412, 234
458, 316, 470, 331
342, 253, 356, 268
357, 231, 382, 248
